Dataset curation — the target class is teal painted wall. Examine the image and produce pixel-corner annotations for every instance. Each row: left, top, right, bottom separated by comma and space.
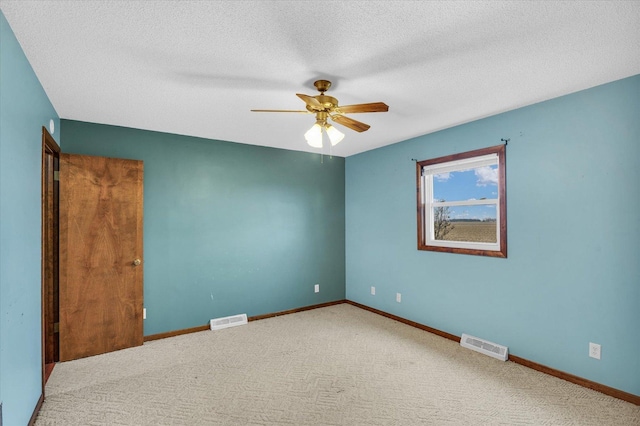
0, 11, 60, 426
346, 75, 640, 396
61, 120, 346, 336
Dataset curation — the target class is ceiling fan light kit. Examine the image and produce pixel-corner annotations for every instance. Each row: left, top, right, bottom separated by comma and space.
304, 122, 344, 148
325, 124, 344, 146
303, 110, 345, 148
252, 80, 388, 149
304, 123, 323, 148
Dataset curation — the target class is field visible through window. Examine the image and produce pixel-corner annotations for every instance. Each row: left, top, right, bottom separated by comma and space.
436, 221, 497, 243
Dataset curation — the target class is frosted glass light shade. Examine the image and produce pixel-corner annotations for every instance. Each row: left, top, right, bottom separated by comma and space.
304, 123, 323, 148
325, 125, 344, 146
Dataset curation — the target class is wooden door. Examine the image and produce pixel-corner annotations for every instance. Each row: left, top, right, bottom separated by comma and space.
59, 153, 144, 361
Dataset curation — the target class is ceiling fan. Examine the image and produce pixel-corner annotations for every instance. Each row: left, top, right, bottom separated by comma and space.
251, 80, 389, 148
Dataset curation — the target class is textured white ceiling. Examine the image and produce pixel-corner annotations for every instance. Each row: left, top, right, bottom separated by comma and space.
2, 1, 639, 156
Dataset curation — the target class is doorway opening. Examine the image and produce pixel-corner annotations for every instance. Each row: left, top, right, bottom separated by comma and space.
42, 127, 60, 388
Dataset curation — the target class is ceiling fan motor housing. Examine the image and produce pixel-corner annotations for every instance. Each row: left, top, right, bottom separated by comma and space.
306, 95, 338, 112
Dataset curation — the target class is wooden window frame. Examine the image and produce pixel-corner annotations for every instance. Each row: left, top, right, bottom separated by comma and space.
416, 144, 507, 258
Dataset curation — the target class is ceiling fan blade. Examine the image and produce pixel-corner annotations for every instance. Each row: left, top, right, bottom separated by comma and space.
251, 109, 309, 113
336, 102, 389, 114
331, 114, 371, 132
296, 93, 323, 109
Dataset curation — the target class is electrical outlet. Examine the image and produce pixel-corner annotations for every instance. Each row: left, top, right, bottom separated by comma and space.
143, 308, 146, 320
371, 286, 376, 295
396, 293, 402, 303
589, 342, 601, 360
314, 284, 319, 293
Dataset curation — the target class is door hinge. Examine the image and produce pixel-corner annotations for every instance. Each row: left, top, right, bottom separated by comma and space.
53, 322, 59, 333
53, 171, 60, 181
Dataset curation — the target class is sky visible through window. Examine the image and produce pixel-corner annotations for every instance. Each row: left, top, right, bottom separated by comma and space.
433, 165, 498, 221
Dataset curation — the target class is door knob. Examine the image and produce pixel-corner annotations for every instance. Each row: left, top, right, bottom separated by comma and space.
133, 258, 141, 266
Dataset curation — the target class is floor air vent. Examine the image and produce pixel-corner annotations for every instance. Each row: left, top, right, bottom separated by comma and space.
460, 333, 508, 361
210, 313, 248, 331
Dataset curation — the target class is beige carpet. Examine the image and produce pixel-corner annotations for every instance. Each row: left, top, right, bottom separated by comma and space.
37, 304, 639, 425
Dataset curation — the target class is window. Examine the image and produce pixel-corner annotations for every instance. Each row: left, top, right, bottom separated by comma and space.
416, 144, 506, 257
